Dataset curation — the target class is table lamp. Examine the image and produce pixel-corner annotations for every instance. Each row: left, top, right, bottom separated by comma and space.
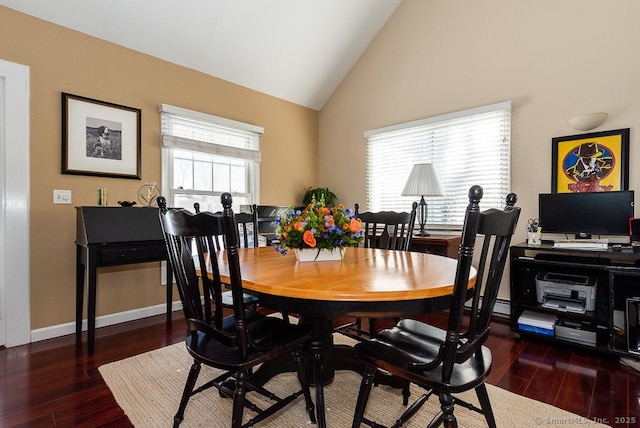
401, 163, 445, 236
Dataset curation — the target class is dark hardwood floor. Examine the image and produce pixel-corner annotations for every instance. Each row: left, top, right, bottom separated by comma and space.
1, 311, 638, 427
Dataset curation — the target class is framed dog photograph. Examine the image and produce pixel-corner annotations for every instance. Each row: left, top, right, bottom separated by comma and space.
62, 92, 141, 179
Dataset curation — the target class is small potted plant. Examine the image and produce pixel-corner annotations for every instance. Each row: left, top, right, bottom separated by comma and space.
303, 187, 337, 207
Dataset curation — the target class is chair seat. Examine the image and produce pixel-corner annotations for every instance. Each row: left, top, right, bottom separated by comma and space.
217, 309, 264, 332
361, 320, 446, 366
355, 319, 492, 394
186, 317, 311, 371
221, 290, 260, 307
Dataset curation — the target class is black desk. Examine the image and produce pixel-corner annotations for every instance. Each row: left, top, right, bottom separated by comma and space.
510, 241, 640, 357
75, 206, 172, 354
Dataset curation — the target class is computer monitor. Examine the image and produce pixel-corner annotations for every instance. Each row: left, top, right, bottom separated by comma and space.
538, 191, 634, 239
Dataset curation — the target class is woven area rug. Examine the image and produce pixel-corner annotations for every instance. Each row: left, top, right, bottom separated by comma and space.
100, 334, 609, 427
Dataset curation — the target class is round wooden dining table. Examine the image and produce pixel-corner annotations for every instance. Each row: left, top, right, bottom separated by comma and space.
215, 246, 475, 427
216, 246, 473, 317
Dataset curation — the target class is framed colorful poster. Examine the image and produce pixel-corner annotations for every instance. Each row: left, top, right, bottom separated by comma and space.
62, 92, 142, 179
551, 128, 629, 193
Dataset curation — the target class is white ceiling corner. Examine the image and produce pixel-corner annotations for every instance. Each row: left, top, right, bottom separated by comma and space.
0, 0, 401, 110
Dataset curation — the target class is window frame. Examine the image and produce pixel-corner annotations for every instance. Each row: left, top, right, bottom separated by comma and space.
364, 101, 512, 230
159, 104, 262, 212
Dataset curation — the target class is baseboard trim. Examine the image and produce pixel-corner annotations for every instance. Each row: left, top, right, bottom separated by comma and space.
30, 300, 183, 343
494, 298, 511, 317
464, 297, 511, 318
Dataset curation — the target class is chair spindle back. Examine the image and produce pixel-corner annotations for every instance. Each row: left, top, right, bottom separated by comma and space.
357, 202, 418, 251
158, 198, 227, 331
442, 186, 520, 381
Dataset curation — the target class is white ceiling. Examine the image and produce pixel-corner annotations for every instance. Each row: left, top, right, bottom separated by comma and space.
0, 0, 401, 110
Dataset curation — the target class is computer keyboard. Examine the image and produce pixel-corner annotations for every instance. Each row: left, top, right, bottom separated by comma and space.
552, 239, 609, 250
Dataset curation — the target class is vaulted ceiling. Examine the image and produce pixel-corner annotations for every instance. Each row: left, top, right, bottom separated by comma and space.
0, 0, 401, 110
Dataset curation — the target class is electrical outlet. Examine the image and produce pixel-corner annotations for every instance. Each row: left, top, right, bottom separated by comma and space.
53, 189, 72, 204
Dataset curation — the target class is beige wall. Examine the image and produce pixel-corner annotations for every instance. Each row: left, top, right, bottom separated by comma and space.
5, 0, 639, 330
320, 0, 640, 299
0, 6, 319, 330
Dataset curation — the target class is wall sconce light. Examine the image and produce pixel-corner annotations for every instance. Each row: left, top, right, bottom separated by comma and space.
568, 112, 608, 131
401, 163, 445, 236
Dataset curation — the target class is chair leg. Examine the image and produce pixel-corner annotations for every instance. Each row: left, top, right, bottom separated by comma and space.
352, 364, 376, 428
174, 361, 201, 428
293, 348, 317, 423
475, 384, 497, 428
281, 311, 291, 325
231, 370, 248, 428
313, 351, 327, 428
439, 393, 458, 428
401, 380, 411, 406
396, 391, 431, 427
427, 410, 444, 428
369, 318, 376, 338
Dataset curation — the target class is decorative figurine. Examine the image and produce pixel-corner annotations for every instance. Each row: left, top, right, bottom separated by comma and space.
137, 182, 160, 207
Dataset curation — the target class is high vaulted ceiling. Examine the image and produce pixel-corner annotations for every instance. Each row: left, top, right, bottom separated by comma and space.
0, 0, 401, 110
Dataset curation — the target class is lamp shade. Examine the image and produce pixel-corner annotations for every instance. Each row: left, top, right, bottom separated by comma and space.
401, 163, 445, 197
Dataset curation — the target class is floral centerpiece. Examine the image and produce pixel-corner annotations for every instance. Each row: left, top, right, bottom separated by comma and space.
275, 197, 363, 260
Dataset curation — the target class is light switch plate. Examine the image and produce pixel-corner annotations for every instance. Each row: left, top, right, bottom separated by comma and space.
53, 189, 72, 204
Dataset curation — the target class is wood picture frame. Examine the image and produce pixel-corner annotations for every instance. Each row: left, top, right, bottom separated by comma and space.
62, 92, 141, 179
551, 128, 630, 193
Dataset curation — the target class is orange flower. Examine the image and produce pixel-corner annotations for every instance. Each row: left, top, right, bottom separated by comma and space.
327, 215, 335, 228
338, 204, 345, 210
349, 218, 362, 233
294, 221, 304, 232
303, 230, 316, 247
322, 207, 330, 216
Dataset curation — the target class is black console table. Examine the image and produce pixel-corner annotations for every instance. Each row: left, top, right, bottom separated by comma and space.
510, 241, 640, 358
75, 206, 172, 354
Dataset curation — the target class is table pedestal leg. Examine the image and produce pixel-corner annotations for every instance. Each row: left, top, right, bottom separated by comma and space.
247, 315, 366, 428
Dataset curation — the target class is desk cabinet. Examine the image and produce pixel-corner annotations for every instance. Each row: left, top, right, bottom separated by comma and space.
608, 268, 640, 356
510, 242, 640, 357
76, 206, 172, 355
410, 235, 461, 259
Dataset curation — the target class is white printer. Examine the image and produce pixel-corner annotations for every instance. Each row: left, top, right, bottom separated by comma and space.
535, 272, 597, 314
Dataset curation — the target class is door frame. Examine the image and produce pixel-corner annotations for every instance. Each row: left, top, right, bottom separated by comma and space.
0, 58, 30, 347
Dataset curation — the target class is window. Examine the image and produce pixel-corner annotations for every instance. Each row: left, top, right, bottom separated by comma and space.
365, 101, 511, 229
160, 104, 262, 212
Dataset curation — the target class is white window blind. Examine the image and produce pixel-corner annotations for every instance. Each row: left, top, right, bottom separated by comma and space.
160, 104, 262, 212
365, 101, 511, 229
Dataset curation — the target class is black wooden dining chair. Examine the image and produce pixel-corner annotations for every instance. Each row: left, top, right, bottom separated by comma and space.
351, 186, 520, 428
230, 209, 260, 248
358, 203, 418, 252
336, 202, 418, 338
193, 202, 261, 310
254, 204, 299, 246
193, 202, 260, 249
158, 195, 316, 428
